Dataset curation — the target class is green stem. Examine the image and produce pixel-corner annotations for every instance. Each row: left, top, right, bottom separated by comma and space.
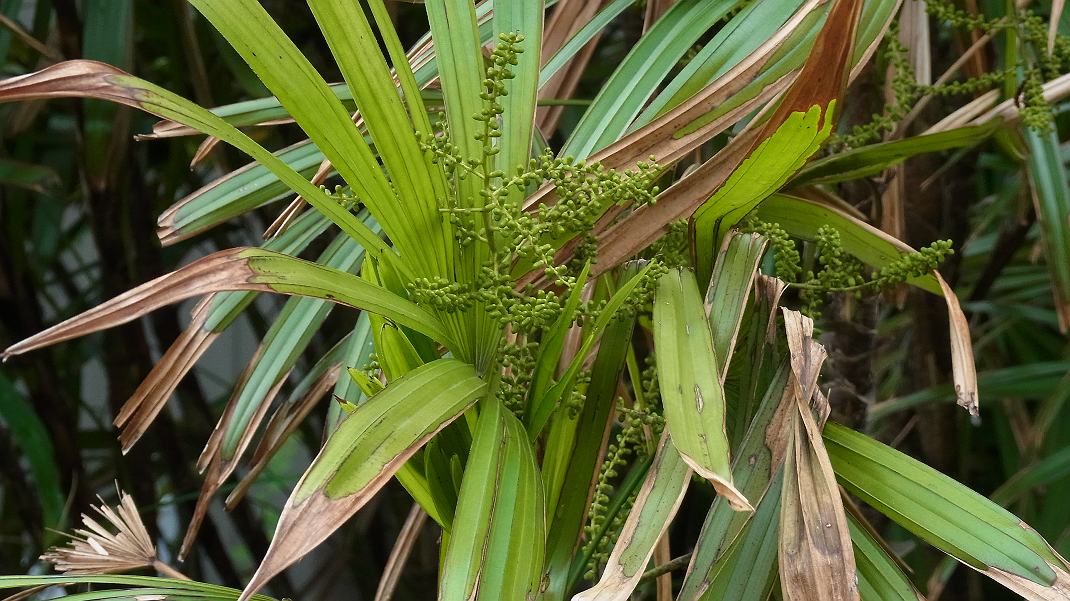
639, 553, 693, 583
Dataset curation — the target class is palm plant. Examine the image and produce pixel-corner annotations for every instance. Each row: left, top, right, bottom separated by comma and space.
2, 0, 1070, 599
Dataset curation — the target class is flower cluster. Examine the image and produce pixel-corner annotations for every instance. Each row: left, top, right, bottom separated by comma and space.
410, 33, 663, 346
746, 221, 954, 315
836, 2, 1070, 146
744, 218, 801, 281
581, 404, 650, 581
498, 340, 538, 416
324, 184, 360, 210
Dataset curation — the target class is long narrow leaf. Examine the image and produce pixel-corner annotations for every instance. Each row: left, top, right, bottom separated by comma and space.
825, 423, 1070, 600
849, 515, 923, 601
440, 398, 546, 600
239, 359, 487, 601
653, 268, 750, 510
307, 0, 452, 281
2, 247, 453, 361
1024, 126, 1070, 331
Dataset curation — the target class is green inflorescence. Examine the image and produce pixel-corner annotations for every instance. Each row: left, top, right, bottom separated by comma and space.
413, 33, 662, 341
498, 339, 538, 416
564, 369, 592, 418
579, 351, 666, 582
648, 219, 690, 270
409, 33, 670, 424
835, 2, 1070, 147
745, 219, 802, 281
745, 220, 954, 315
323, 184, 361, 210
580, 400, 660, 581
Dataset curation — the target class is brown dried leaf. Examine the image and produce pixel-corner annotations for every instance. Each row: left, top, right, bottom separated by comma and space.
898, 0, 931, 86
226, 364, 343, 509
180, 345, 292, 559
781, 310, 827, 419
3, 247, 439, 362
1051, 0, 1066, 55
985, 563, 1070, 600
374, 504, 428, 601
114, 296, 220, 453
190, 136, 222, 167
778, 310, 858, 601
758, 0, 863, 137
0, 60, 141, 107
2, 249, 256, 360
537, 0, 612, 136
935, 272, 979, 415
42, 490, 158, 576
642, 0, 675, 33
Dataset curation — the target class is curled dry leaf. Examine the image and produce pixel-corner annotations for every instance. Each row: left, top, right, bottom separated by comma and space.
934, 273, 979, 416
0, 60, 139, 106
226, 364, 342, 510
1051, 0, 1066, 55
2, 248, 255, 360
374, 505, 428, 601
986, 562, 1070, 601
180, 355, 290, 560
538, 0, 610, 136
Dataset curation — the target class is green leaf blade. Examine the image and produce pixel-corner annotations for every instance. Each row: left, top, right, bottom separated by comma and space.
653, 267, 749, 510
441, 398, 546, 600
240, 359, 486, 601
825, 422, 1070, 593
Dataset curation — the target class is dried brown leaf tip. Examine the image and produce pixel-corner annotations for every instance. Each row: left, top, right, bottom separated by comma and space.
934, 272, 979, 416
41, 490, 186, 579
0, 60, 141, 107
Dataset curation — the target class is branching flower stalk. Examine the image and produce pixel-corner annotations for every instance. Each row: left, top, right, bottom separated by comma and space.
745, 220, 954, 315
413, 33, 664, 410
836, 1, 1070, 147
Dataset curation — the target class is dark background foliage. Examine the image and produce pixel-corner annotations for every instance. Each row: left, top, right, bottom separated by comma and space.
1, 2, 1068, 600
